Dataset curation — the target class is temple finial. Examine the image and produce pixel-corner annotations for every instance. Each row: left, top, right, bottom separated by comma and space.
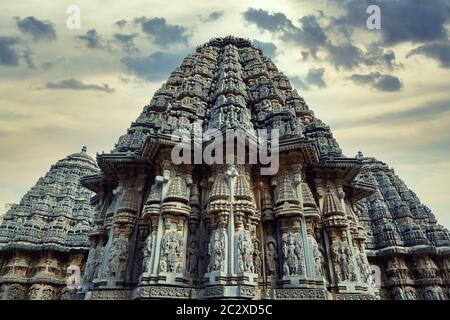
82, 146, 87, 153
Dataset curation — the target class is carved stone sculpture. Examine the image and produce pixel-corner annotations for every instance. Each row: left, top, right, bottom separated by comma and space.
1, 37, 448, 300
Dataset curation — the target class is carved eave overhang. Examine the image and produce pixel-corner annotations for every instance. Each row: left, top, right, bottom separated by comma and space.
308, 156, 379, 204
80, 173, 108, 193
141, 132, 179, 161
278, 136, 319, 165
366, 245, 450, 257
346, 180, 377, 202
96, 152, 151, 180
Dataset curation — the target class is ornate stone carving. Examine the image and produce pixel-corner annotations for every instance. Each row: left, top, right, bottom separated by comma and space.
282, 231, 304, 276
159, 225, 183, 274
237, 230, 255, 273
3, 37, 447, 300
207, 229, 225, 273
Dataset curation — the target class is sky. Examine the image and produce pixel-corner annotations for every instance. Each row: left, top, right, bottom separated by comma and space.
0, 0, 450, 228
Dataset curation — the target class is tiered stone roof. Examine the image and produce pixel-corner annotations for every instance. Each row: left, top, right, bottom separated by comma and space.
0, 147, 99, 251
354, 154, 450, 251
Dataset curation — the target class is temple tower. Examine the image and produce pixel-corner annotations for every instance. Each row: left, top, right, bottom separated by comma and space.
354, 154, 450, 300
0, 147, 99, 300
80, 37, 378, 300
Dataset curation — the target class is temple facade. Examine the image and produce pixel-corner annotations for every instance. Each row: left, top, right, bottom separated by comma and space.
0, 147, 99, 299
0, 37, 448, 300
77, 37, 449, 300
355, 155, 450, 300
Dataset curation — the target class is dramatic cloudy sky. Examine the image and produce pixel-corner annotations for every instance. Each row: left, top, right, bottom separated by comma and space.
1, 0, 450, 227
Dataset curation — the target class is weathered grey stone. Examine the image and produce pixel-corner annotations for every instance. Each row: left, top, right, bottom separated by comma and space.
0, 147, 99, 300
1, 36, 448, 300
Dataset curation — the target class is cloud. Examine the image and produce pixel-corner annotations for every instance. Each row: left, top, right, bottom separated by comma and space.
373, 75, 402, 92
23, 49, 36, 69
326, 42, 400, 70
242, 8, 292, 32
329, 0, 450, 46
0, 37, 21, 66
382, 50, 397, 70
114, 33, 139, 54
252, 40, 277, 58
336, 100, 450, 129
244, 9, 329, 57
243, 8, 400, 71
305, 68, 326, 88
115, 19, 128, 29
134, 17, 190, 46
0, 112, 30, 121
14, 16, 56, 41
41, 62, 53, 70
200, 11, 224, 23
45, 78, 115, 93
407, 43, 450, 69
350, 72, 402, 92
121, 51, 184, 81
289, 76, 309, 91
326, 43, 363, 70
76, 29, 105, 49
281, 15, 328, 52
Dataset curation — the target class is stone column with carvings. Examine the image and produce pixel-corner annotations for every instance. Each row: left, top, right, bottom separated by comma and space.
273, 165, 307, 285
203, 164, 230, 286
137, 156, 193, 299
93, 171, 145, 291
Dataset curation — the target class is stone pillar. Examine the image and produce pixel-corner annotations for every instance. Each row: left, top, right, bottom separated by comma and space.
202, 164, 258, 299
137, 158, 193, 299
93, 171, 145, 290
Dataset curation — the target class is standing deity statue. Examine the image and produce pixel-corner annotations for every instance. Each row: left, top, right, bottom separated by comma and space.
345, 246, 356, 281
339, 245, 349, 281
160, 230, 183, 273
187, 241, 198, 275
208, 231, 225, 272
253, 241, 262, 276
106, 237, 128, 278
282, 231, 303, 276
239, 231, 255, 273
167, 232, 178, 272
92, 247, 103, 280
83, 245, 103, 284
310, 236, 324, 277
287, 236, 298, 275
266, 242, 278, 276
293, 232, 304, 275
332, 245, 341, 282
238, 252, 245, 273
142, 234, 153, 273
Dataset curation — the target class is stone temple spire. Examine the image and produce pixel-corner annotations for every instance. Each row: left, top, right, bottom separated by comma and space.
0, 148, 99, 300
79, 36, 375, 300
2, 36, 447, 300
77, 36, 449, 300
354, 156, 450, 300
